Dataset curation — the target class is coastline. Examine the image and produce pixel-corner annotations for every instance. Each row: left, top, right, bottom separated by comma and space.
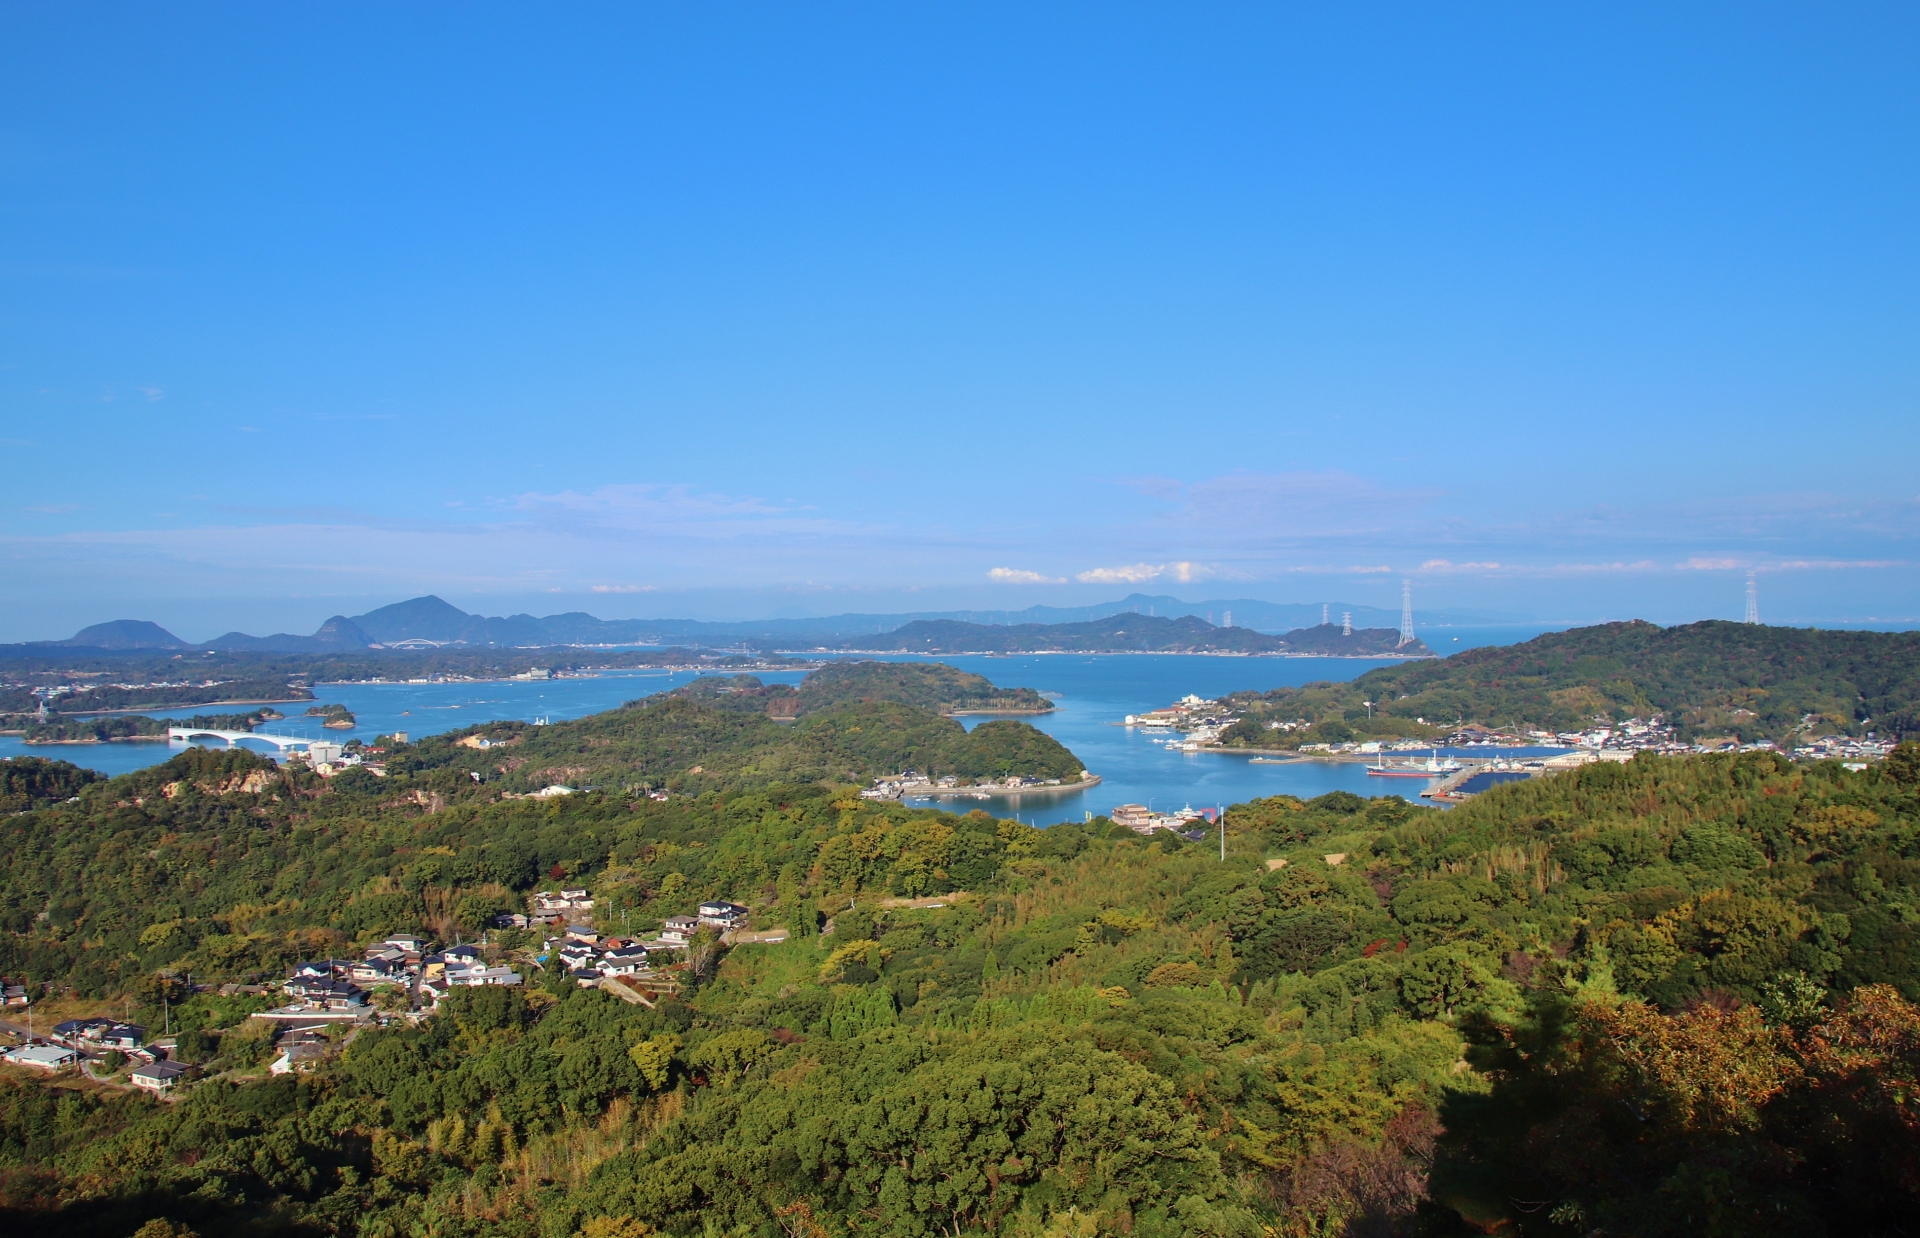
58, 697, 312, 717
910, 773, 1103, 800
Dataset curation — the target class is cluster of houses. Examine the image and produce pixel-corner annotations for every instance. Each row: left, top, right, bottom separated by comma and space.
492, 887, 597, 930
1791, 732, 1897, 764
1108, 803, 1214, 838
267, 933, 524, 1021
861, 770, 962, 801
0, 1015, 191, 1093
860, 769, 1079, 802
547, 901, 747, 985
1124, 695, 1237, 751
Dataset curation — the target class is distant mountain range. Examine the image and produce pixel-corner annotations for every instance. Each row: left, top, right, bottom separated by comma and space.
832, 614, 1429, 656
40, 592, 1465, 653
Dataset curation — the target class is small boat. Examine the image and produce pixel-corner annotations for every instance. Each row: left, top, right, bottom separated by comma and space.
1366, 749, 1462, 777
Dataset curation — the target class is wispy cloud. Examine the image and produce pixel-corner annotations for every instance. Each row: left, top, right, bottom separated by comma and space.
591, 584, 658, 593
988, 568, 1065, 584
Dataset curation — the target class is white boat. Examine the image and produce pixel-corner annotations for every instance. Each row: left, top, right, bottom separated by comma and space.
1366, 749, 1462, 778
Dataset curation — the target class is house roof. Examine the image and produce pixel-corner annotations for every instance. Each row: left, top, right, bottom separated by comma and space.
133, 1061, 190, 1080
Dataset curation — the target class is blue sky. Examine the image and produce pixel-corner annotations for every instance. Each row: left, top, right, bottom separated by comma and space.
3, 4, 1917, 641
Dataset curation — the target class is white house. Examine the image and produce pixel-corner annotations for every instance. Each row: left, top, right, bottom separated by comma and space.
4, 1044, 78, 1071
698, 901, 749, 929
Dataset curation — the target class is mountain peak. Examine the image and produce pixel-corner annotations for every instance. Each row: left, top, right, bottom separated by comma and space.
63, 619, 190, 649
349, 595, 475, 643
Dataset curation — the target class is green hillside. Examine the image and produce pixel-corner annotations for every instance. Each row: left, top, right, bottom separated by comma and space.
414, 693, 1080, 794
671, 660, 1052, 718
0, 736, 1916, 1237
1219, 620, 1920, 747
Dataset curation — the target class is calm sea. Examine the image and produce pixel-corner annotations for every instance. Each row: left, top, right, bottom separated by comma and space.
1, 624, 1563, 819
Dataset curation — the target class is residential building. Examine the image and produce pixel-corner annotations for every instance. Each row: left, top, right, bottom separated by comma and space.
661, 916, 700, 945
698, 901, 749, 929
4, 1044, 78, 1071
131, 1061, 191, 1092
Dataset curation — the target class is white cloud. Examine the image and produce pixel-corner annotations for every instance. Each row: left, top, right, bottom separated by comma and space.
591, 584, 658, 593
1420, 559, 1503, 572
1076, 563, 1167, 584
1676, 557, 1741, 571
987, 568, 1065, 584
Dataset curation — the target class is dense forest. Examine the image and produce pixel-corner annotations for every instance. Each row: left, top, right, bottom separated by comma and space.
1218, 620, 1920, 747
1, 723, 1917, 1236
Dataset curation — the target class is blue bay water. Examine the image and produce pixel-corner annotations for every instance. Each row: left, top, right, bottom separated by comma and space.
0, 624, 1562, 816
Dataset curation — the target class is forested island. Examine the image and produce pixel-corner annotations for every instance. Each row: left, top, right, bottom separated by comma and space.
1216, 620, 1920, 749
672, 660, 1052, 718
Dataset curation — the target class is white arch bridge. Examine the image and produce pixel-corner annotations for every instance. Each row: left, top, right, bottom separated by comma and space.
167, 727, 327, 752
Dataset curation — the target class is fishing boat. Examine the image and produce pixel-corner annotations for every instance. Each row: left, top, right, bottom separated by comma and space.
1366, 750, 1463, 778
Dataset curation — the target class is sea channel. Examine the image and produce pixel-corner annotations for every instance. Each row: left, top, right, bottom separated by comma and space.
2, 625, 1565, 822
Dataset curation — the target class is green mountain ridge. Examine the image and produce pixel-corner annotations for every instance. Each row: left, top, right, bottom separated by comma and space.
1218, 619, 1920, 747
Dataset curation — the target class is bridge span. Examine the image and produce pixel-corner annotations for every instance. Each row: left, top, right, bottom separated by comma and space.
167, 727, 322, 752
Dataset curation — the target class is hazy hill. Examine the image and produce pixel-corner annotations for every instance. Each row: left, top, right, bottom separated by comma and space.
201, 614, 375, 653
24, 592, 1480, 651
59, 619, 190, 650
830, 613, 1430, 656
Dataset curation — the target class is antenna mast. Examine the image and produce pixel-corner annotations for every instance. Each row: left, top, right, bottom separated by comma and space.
1744, 572, 1760, 625
1397, 579, 1415, 647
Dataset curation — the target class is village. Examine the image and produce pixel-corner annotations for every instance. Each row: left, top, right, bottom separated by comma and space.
0, 888, 764, 1096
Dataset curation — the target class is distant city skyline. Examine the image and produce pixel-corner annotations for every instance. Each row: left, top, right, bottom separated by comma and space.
3, 7, 1915, 640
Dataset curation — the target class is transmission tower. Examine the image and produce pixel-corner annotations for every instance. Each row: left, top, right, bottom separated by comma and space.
1322, 603, 1329, 627
1342, 611, 1352, 636
1744, 572, 1760, 625
1397, 579, 1415, 647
